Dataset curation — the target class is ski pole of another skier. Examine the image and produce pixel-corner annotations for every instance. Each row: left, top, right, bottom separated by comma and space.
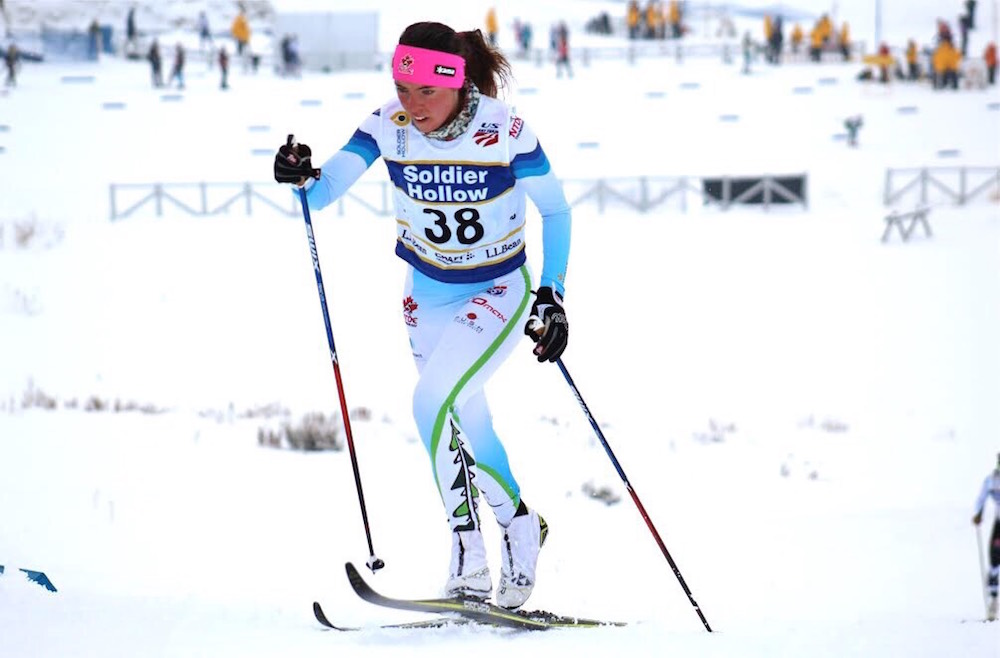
295, 183, 384, 573
976, 524, 989, 614
553, 355, 712, 632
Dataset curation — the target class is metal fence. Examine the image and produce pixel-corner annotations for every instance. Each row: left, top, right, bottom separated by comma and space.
883, 166, 1000, 206
108, 174, 809, 221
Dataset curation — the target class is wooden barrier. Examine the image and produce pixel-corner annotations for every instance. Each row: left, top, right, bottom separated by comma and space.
884, 166, 1000, 206
881, 207, 931, 242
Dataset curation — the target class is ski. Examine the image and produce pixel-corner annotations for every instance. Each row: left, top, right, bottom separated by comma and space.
312, 601, 475, 631
344, 562, 625, 631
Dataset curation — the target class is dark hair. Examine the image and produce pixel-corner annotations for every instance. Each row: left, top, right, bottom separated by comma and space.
398, 21, 511, 98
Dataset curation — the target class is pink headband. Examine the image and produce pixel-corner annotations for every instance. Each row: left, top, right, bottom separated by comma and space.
392, 44, 465, 89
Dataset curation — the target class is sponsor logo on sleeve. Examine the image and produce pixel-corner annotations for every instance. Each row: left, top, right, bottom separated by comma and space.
509, 117, 523, 139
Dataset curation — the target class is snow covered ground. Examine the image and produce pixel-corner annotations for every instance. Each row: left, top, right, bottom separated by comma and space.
1, 1, 999, 657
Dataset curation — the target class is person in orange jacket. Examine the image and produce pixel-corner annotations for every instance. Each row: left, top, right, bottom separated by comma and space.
985, 42, 998, 85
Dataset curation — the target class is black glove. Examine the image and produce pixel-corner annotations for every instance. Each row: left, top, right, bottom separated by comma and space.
274, 134, 321, 184
524, 287, 568, 363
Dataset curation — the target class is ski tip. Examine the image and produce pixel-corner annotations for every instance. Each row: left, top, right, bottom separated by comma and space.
345, 562, 369, 592
312, 601, 336, 629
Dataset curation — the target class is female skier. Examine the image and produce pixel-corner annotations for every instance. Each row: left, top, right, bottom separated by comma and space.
273, 21, 571, 610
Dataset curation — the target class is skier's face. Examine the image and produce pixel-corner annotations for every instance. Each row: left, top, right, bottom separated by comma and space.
394, 81, 461, 134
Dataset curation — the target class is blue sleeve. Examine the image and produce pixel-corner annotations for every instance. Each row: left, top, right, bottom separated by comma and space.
300, 121, 381, 211
514, 141, 570, 297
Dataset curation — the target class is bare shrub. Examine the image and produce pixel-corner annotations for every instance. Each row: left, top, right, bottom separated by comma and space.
84, 396, 108, 412
582, 481, 621, 506
14, 220, 37, 248
259, 412, 345, 451
285, 412, 343, 451
22, 383, 57, 410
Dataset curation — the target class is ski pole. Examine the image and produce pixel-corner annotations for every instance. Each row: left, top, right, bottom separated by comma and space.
546, 350, 712, 631
976, 524, 989, 615
296, 184, 384, 573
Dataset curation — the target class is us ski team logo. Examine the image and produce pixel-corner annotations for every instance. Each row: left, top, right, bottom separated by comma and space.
473, 123, 500, 147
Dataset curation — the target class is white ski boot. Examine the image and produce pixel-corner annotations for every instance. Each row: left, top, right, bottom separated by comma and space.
496, 504, 548, 609
988, 596, 998, 622
445, 529, 492, 600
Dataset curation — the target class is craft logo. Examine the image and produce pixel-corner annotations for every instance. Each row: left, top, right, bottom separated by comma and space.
473, 123, 500, 147
397, 53, 414, 76
509, 117, 523, 139
402, 295, 419, 327
434, 64, 457, 77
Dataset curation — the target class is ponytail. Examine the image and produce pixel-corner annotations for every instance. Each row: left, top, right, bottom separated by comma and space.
456, 29, 511, 98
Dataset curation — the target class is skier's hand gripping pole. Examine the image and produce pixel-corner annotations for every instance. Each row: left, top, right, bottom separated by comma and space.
524, 287, 568, 363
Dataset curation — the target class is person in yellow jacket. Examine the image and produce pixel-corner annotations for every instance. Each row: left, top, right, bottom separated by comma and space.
668, 0, 681, 38
485, 7, 498, 46
790, 23, 803, 54
933, 38, 961, 89
644, 1, 661, 39
816, 14, 832, 46
905, 39, 920, 80
838, 22, 850, 60
231, 9, 250, 58
809, 25, 823, 62
627, 0, 640, 39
